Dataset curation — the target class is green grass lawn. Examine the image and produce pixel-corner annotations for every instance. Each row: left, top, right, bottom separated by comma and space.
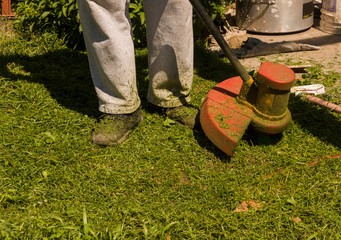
1, 22, 340, 239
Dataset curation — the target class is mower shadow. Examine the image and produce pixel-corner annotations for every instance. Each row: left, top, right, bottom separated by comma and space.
289, 95, 341, 149
193, 123, 284, 161
193, 127, 232, 163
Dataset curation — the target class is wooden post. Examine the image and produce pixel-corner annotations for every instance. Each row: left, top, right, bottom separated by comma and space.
1, 0, 15, 18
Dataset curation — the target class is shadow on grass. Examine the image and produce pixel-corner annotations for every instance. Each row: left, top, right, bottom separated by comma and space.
0, 41, 237, 114
0, 46, 178, 117
193, 127, 231, 162
242, 128, 284, 146
289, 95, 341, 149
0, 48, 100, 117
193, 44, 239, 83
193, 122, 284, 161
0, 47, 154, 118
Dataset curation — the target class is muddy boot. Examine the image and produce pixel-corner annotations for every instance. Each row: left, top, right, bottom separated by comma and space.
165, 105, 200, 129
92, 108, 143, 146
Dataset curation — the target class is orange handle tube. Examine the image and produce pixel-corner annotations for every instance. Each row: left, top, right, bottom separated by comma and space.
306, 95, 341, 113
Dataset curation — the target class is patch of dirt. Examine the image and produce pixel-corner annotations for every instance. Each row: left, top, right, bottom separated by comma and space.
179, 171, 191, 185
0, 19, 18, 38
233, 200, 265, 212
289, 217, 302, 223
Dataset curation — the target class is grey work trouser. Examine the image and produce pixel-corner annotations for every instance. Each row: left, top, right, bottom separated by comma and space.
78, 0, 194, 114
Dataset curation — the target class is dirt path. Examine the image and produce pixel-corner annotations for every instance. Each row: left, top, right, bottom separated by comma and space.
240, 25, 341, 73
236, 21, 341, 99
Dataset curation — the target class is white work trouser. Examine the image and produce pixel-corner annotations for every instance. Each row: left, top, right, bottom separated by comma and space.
78, 0, 194, 114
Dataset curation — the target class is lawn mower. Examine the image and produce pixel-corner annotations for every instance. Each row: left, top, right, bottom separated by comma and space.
189, 0, 296, 156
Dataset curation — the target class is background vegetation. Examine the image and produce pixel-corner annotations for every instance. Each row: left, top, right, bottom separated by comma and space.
13, 0, 82, 48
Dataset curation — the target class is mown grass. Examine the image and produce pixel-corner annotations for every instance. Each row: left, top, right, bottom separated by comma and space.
1, 21, 340, 239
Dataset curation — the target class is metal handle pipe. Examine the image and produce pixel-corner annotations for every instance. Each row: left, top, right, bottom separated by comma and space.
188, 0, 251, 82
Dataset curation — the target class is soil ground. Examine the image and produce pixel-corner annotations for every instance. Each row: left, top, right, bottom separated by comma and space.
238, 18, 341, 95
240, 19, 341, 73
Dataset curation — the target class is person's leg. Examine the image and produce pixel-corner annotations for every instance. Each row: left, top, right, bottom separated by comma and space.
78, 0, 142, 145
78, 0, 140, 114
144, 0, 198, 129
144, 0, 194, 108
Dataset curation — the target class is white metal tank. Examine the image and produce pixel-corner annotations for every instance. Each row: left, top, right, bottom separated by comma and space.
236, 0, 314, 33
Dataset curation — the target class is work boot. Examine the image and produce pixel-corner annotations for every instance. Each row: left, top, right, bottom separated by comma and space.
165, 105, 200, 129
92, 108, 143, 146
